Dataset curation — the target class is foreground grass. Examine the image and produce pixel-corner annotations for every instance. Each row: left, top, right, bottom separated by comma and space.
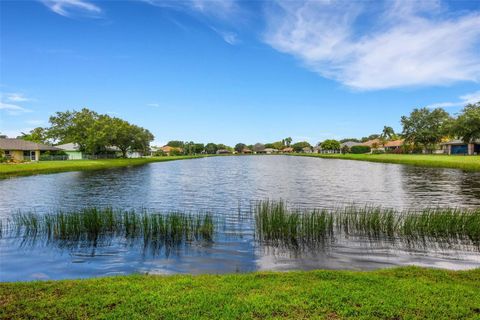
1, 267, 479, 319
294, 153, 480, 171
0, 156, 209, 179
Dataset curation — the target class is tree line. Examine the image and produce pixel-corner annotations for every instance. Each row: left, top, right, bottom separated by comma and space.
20, 108, 154, 157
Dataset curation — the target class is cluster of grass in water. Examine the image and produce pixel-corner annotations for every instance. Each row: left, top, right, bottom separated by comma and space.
2, 208, 214, 252
255, 201, 480, 249
2, 201, 479, 252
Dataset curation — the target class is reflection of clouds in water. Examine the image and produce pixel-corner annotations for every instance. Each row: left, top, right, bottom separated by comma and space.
1, 156, 480, 281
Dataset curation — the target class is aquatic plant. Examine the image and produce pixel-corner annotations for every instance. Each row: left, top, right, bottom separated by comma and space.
3, 208, 214, 251
254, 201, 480, 249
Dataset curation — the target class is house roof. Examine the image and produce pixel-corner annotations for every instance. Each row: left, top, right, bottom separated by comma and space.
264, 148, 278, 152
160, 146, 183, 152
282, 147, 294, 152
340, 141, 362, 148
56, 142, 80, 151
440, 139, 480, 145
384, 139, 404, 147
361, 139, 381, 147
0, 138, 59, 151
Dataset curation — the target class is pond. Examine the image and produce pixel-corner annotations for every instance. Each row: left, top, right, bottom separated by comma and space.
1, 156, 479, 281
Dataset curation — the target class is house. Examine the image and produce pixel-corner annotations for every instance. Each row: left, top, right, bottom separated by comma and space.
55, 143, 84, 160
384, 140, 404, 152
216, 149, 232, 154
340, 141, 362, 149
241, 148, 252, 154
263, 148, 278, 154
302, 146, 313, 153
56, 143, 143, 159
159, 145, 183, 156
253, 143, 266, 154
441, 139, 480, 155
0, 138, 60, 161
282, 147, 294, 153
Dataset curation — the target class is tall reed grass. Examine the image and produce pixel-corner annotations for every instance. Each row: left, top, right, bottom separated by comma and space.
2, 208, 214, 251
255, 201, 480, 248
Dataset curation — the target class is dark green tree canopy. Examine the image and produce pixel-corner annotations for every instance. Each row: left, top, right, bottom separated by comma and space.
234, 143, 247, 153
292, 141, 311, 152
401, 107, 452, 151
47, 108, 154, 156
320, 139, 341, 150
451, 102, 480, 143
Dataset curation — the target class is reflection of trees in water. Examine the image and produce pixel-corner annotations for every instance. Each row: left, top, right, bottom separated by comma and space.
399, 166, 480, 208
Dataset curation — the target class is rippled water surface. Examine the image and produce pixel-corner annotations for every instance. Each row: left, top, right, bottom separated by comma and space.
1, 156, 479, 281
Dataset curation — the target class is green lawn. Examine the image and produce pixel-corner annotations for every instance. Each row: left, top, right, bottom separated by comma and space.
1, 267, 479, 319
0, 156, 208, 179
294, 153, 480, 171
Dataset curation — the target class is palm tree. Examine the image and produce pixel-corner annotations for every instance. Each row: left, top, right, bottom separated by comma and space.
381, 126, 396, 140
284, 137, 292, 147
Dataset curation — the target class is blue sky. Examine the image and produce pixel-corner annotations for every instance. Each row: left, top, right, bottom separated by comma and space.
1, 0, 479, 146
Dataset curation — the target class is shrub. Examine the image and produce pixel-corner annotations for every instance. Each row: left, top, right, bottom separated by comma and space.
350, 146, 371, 154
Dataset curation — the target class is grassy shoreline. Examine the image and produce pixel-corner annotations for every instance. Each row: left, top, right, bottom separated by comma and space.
292, 153, 480, 171
1, 266, 479, 319
0, 156, 209, 179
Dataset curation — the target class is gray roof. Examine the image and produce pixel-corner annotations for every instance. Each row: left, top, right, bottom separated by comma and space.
340, 141, 362, 148
55, 142, 80, 151
0, 138, 59, 151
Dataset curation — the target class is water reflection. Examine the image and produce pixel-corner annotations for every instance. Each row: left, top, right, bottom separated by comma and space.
0, 156, 479, 281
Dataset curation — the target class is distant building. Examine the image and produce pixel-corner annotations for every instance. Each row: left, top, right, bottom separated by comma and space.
340, 141, 362, 149
282, 147, 294, 153
0, 138, 59, 161
441, 139, 480, 155
302, 146, 313, 153
216, 149, 232, 154
263, 148, 278, 154
241, 148, 252, 154
56, 143, 143, 159
159, 145, 183, 156
383, 140, 404, 152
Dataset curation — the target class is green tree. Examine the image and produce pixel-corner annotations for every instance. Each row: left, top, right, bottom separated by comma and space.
284, 137, 292, 147
235, 143, 246, 153
271, 141, 284, 150
451, 102, 480, 143
292, 141, 311, 152
19, 127, 50, 144
205, 143, 218, 154
320, 139, 340, 151
166, 141, 184, 148
193, 143, 205, 154
381, 126, 397, 140
401, 107, 452, 152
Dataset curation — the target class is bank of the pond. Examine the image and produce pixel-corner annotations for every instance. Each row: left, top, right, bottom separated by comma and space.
293, 153, 480, 171
1, 267, 479, 319
0, 156, 212, 179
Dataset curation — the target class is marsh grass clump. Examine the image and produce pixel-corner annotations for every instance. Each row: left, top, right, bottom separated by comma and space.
255, 201, 334, 248
255, 201, 480, 249
3, 208, 215, 251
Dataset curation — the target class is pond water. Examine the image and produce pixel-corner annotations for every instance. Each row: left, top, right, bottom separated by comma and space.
1, 156, 479, 281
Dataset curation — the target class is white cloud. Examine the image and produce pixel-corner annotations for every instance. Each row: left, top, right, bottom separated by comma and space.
426, 90, 480, 109
264, 0, 480, 90
147, 103, 160, 107
5, 93, 31, 102
210, 27, 239, 45
41, 0, 102, 18
143, 0, 238, 20
0, 102, 32, 115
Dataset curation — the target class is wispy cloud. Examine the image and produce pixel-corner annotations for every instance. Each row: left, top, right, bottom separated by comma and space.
143, 0, 238, 20
40, 0, 102, 18
5, 93, 32, 102
25, 119, 46, 126
143, 0, 242, 44
426, 91, 480, 109
147, 103, 160, 108
210, 27, 239, 45
264, 0, 480, 90
0, 102, 32, 115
